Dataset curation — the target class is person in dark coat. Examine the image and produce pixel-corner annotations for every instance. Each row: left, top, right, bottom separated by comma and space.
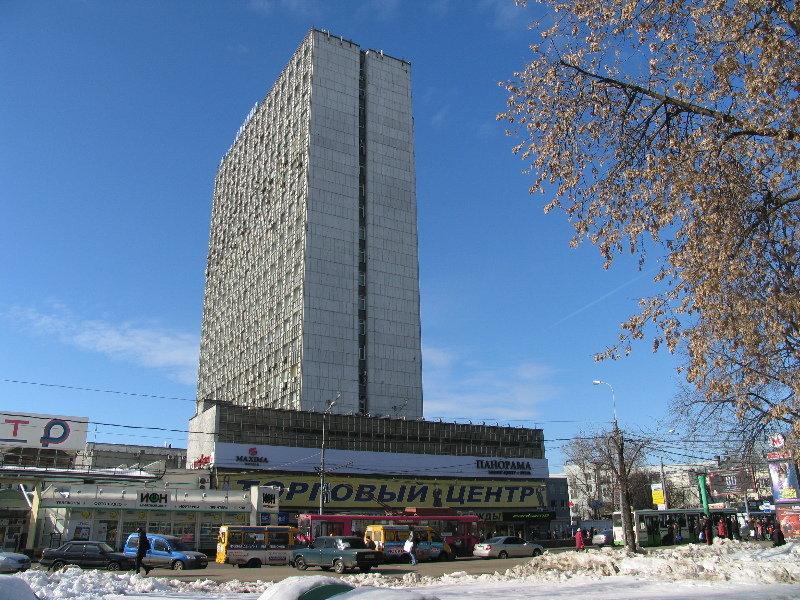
772, 523, 786, 547
135, 527, 151, 575
703, 517, 714, 545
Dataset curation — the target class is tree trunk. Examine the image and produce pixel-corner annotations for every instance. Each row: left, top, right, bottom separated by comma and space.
615, 426, 637, 552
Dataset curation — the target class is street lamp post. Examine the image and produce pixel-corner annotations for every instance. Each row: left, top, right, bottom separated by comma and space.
319, 395, 339, 515
592, 379, 635, 551
592, 380, 617, 425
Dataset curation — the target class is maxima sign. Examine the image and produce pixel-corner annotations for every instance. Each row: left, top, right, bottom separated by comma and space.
0, 412, 88, 452
209, 443, 549, 479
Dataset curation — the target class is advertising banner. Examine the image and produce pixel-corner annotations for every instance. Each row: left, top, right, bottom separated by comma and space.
650, 483, 665, 507
208, 442, 549, 479
0, 412, 88, 451
228, 473, 547, 510
769, 460, 800, 502
776, 504, 800, 540
708, 469, 752, 497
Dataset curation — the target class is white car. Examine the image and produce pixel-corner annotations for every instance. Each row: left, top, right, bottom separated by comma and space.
0, 551, 32, 573
472, 536, 543, 559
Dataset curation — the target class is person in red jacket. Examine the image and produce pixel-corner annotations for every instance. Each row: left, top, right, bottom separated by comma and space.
575, 528, 585, 551
717, 517, 728, 539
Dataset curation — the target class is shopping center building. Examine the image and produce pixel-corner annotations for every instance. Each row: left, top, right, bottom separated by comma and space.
188, 404, 557, 539
184, 28, 558, 540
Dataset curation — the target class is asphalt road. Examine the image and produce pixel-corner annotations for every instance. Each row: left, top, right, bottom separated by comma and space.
141, 550, 574, 583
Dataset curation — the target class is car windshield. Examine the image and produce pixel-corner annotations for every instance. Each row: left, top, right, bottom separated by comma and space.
98, 543, 114, 553
336, 537, 367, 549
484, 537, 504, 544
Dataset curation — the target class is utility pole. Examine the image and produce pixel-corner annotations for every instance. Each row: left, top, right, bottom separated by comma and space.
593, 379, 635, 551
660, 459, 669, 510
318, 395, 339, 515
613, 422, 636, 552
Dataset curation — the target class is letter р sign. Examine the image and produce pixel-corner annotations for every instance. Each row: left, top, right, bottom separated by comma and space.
0, 412, 89, 451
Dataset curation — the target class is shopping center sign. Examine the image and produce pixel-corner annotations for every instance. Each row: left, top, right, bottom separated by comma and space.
233, 474, 547, 510
0, 412, 88, 451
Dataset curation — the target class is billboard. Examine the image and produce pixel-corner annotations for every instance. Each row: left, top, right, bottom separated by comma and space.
223, 473, 547, 510
0, 412, 88, 452
769, 460, 800, 503
209, 442, 549, 479
650, 483, 665, 507
708, 469, 752, 497
776, 504, 800, 540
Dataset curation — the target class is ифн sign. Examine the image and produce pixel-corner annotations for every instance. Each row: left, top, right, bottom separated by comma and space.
0, 412, 88, 452
234, 474, 547, 509
38, 486, 271, 513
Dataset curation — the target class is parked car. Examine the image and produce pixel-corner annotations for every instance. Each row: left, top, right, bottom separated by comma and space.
592, 529, 614, 547
473, 536, 543, 559
123, 533, 208, 571
0, 551, 31, 573
292, 536, 383, 573
40, 541, 134, 571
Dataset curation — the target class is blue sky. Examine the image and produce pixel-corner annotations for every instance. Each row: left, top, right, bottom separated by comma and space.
0, 0, 684, 471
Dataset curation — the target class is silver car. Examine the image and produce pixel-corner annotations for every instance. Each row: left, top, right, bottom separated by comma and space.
592, 529, 614, 547
473, 536, 543, 559
0, 551, 31, 573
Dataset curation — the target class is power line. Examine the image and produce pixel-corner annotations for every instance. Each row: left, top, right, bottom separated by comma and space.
0, 378, 195, 403
0, 378, 592, 425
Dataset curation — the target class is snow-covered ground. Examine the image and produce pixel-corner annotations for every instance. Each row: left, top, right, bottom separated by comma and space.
5, 540, 800, 600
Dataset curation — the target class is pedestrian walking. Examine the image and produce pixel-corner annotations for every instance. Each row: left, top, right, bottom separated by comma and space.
772, 523, 786, 547
575, 528, 585, 551
404, 532, 418, 565
717, 517, 728, 539
703, 517, 713, 545
135, 527, 151, 575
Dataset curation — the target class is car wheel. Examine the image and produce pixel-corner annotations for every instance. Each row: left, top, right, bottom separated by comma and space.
532, 548, 543, 557
171, 560, 185, 571
246, 558, 262, 569
107, 561, 121, 571
333, 559, 346, 574
294, 556, 308, 571
498, 551, 508, 559
360, 565, 372, 572
51, 560, 65, 571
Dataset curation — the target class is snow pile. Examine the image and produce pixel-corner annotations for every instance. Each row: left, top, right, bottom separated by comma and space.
344, 541, 800, 589
16, 567, 270, 600
12, 541, 800, 600
619, 540, 800, 584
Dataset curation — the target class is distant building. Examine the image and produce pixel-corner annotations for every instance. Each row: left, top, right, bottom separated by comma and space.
77, 442, 187, 471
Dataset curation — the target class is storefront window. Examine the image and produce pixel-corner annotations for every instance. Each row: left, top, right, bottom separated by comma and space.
121, 511, 147, 543
199, 513, 225, 551
148, 512, 170, 535
93, 511, 120, 549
